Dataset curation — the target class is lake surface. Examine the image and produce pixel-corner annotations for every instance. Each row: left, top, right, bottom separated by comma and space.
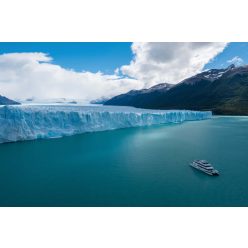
0, 116, 248, 206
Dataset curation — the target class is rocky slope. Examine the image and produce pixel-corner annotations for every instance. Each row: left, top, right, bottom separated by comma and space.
105, 65, 248, 115
0, 95, 20, 105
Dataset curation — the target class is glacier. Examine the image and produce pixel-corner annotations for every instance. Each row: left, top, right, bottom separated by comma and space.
0, 105, 212, 143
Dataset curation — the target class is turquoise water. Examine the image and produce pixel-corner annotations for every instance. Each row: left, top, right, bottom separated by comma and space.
0, 116, 248, 206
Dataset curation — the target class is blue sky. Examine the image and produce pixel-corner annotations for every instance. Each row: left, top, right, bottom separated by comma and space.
0, 42, 247, 101
0, 42, 247, 73
204, 42, 248, 69
0, 42, 133, 74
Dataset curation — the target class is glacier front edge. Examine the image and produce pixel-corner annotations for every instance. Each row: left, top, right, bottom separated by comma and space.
0, 105, 212, 143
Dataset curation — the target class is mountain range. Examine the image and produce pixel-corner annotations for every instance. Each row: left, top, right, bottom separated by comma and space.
0, 95, 20, 105
105, 64, 248, 115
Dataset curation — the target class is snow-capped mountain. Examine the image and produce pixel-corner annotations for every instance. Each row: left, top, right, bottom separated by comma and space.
105, 64, 248, 115
181, 64, 236, 85
103, 83, 174, 107
135, 83, 174, 93
90, 96, 112, 104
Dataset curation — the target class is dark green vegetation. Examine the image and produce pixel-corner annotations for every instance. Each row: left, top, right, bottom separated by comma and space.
105, 65, 248, 115
0, 95, 20, 105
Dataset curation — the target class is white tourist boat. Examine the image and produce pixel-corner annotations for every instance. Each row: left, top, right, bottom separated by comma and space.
190, 160, 219, 176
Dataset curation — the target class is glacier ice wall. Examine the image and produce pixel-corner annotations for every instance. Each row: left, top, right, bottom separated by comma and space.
0, 105, 212, 143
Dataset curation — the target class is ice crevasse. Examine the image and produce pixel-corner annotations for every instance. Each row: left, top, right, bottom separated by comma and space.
0, 105, 212, 143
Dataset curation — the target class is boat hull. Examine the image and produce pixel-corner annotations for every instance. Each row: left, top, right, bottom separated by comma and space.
190, 163, 219, 176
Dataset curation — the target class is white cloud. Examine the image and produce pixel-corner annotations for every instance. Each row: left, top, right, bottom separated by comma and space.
0, 43, 228, 101
227, 56, 244, 66
0, 52, 143, 101
121, 42, 227, 87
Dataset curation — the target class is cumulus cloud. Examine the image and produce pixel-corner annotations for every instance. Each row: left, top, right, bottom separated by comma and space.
0, 43, 228, 101
121, 42, 227, 87
0, 52, 143, 101
227, 56, 244, 66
